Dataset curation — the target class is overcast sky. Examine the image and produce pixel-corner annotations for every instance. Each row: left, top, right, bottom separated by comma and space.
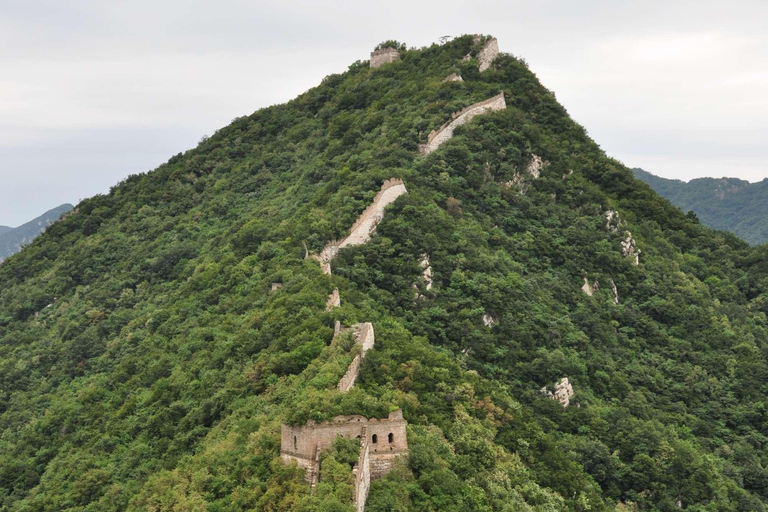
1, 0, 766, 226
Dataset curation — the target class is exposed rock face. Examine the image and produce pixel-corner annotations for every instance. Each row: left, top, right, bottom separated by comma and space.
504, 154, 545, 193
605, 210, 620, 232
477, 38, 499, 72
621, 231, 641, 265
419, 92, 506, 155
443, 73, 463, 82
315, 179, 408, 274
581, 277, 598, 296
271, 282, 283, 291
420, 254, 433, 290
326, 288, 340, 310
610, 279, 619, 305
541, 377, 574, 408
482, 313, 496, 327
370, 47, 400, 68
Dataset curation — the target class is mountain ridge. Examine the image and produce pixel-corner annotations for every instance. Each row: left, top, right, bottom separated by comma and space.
0, 203, 74, 262
633, 167, 768, 244
2, 35, 768, 511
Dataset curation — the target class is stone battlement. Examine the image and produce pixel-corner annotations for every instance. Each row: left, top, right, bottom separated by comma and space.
281, 409, 408, 487
370, 47, 400, 68
419, 92, 506, 155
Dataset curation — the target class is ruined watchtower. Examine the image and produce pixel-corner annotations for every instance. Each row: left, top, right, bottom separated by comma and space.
281, 409, 408, 483
370, 47, 400, 68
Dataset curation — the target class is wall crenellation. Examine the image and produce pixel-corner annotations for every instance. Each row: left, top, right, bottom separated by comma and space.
281, 410, 408, 493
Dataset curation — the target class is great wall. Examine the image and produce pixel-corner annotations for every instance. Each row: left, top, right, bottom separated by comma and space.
419, 92, 507, 155
314, 178, 408, 275
287, 175, 410, 509
281, 37, 523, 511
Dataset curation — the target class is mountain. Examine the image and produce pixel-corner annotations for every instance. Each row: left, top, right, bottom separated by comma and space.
3, 35, 768, 511
634, 167, 768, 245
0, 204, 74, 262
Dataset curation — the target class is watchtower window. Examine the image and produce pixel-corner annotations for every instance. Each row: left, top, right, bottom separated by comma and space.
388, 433, 394, 443
293, 436, 297, 450
372, 434, 378, 444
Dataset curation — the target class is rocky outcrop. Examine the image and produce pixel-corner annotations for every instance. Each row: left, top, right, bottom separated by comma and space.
477, 38, 499, 72
419, 92, 506, 155
610, 280, 619, 305
621, 231, 640, 265
541, 377, 574, 408
483, 313, 496, 327
315, 179, 408, 274
605, 210, 620, 232
443, 73, 463, 82
370, 47, 400, 68
581, 277, 598, 296
503, 154, 545, 193
271, 282, 283, 291
420, 254, 433, 291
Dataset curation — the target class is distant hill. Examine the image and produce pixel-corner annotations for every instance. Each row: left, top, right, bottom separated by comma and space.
0, 204, 74, 261
633, 167, 768, 245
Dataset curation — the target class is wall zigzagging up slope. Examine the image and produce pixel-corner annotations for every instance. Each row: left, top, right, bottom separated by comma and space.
419, 92, 506, 155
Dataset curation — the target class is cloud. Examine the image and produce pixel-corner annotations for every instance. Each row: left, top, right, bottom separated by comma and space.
0, 0, 766, 225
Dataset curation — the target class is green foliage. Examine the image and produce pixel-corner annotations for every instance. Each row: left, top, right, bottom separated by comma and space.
634, 167, 768, 245
1, 35, 768, 512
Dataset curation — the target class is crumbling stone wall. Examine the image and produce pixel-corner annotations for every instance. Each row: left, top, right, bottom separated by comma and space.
315, 179, 408, 274
326, 288, 341, 310
337, 323, 375, 392
370, 47, 400, 68
419, 92, 506, 155
353, 433, 371, 512
477, 38, 499, 72
281, 410, 408, 487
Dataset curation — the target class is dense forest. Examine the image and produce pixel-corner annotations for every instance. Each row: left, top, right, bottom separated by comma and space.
634, 168, 768, 245
2, 35, 768, 511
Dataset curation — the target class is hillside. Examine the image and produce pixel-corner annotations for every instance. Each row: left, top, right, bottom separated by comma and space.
634, 168, 768, 245
0, 204, 74, 262
2, 35, 768, 511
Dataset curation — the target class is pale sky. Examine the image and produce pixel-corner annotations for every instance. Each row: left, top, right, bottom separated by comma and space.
1, 0, 766, 226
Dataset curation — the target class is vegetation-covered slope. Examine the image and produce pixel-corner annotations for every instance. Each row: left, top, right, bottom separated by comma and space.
634, 167, 768, 245
0, 203, 74, 262
3, 35, 768, 511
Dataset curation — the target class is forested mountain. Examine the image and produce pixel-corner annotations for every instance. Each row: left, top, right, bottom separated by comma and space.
3, 35, 768, 511
0, 204, 74, 262
634, 167, 768, 245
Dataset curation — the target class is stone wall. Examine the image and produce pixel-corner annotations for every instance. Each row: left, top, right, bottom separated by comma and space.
370, 47, 400, 68
337, 322, 375, 393
339, 179, 408, 249
280, 410, 408, 485
477, 38, 499, 72
326, 288, 340, 310
419, 92, 506, 155
354, 432, 371, 512
314, 179, 408, 274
